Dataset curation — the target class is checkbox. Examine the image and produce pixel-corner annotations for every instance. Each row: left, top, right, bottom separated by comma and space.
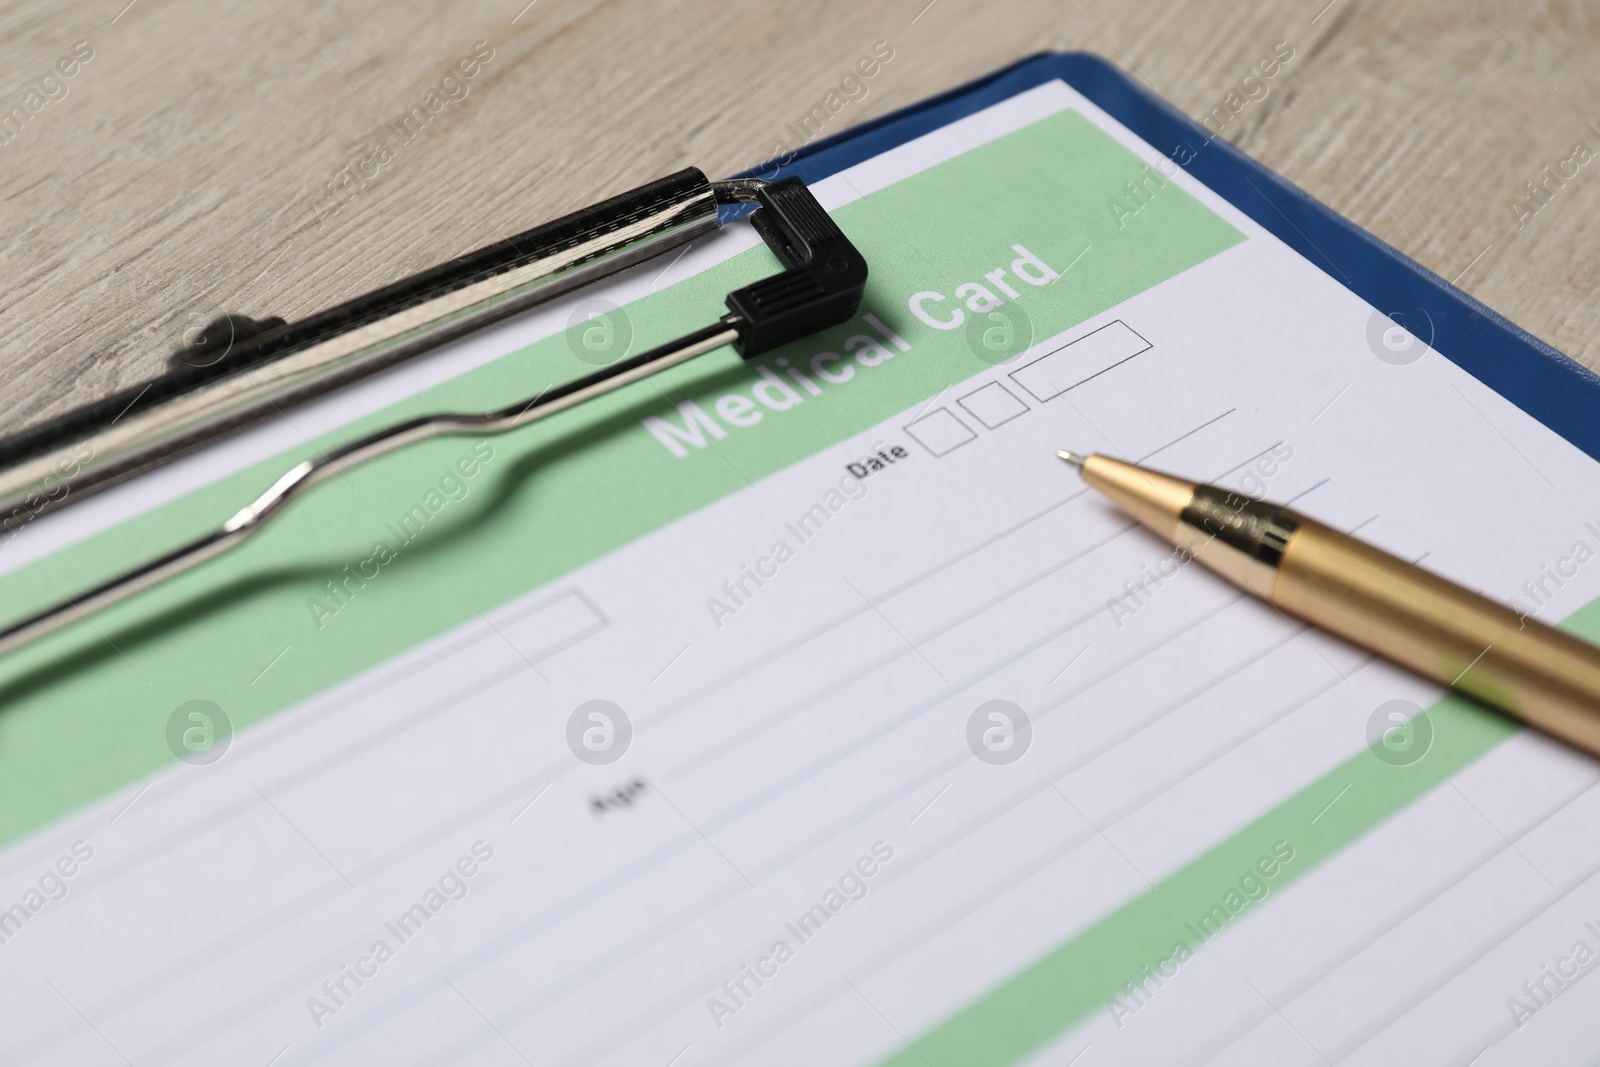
958, 381, 1028, 429
905, 407, 976, 457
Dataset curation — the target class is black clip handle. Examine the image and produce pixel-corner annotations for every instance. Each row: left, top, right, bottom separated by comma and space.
726, 178, 869, 358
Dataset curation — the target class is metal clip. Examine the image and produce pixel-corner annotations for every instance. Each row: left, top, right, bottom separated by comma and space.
0, 173, 868, 656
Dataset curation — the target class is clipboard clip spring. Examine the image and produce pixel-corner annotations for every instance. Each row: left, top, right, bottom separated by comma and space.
0, 171, 868, 657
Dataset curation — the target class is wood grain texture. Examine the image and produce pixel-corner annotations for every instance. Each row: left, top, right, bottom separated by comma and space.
2, 0, 1598, 432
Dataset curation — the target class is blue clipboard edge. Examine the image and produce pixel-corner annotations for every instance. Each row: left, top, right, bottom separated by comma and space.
737, 52, 1600, 466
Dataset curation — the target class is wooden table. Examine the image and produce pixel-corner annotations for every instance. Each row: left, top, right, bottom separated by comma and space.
3, 0, 1596, 432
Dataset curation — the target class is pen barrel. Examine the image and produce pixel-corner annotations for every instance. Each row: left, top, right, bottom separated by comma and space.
1272, 519, 1600, 754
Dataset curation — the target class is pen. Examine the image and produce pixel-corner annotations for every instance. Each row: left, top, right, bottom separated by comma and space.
1059, 450, 1600, 756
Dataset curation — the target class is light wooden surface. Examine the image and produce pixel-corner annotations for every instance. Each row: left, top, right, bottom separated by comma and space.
3, 0, 1598, 433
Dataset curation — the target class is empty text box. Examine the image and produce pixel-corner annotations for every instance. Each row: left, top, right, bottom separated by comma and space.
959, 381, 1029, 429
1009, 321, 1151, 402
905, 408, 977, 457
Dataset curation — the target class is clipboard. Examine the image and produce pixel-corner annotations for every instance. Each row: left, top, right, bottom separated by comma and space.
4, 52, 1600, 1067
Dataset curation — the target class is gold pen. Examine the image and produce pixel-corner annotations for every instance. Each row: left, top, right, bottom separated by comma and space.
1059, 450, 1600, 756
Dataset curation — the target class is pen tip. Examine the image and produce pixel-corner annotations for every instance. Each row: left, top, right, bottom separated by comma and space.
1056, 449, 1087, 470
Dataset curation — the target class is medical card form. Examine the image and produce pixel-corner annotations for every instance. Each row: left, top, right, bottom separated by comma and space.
2, 79, 1600, 1066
